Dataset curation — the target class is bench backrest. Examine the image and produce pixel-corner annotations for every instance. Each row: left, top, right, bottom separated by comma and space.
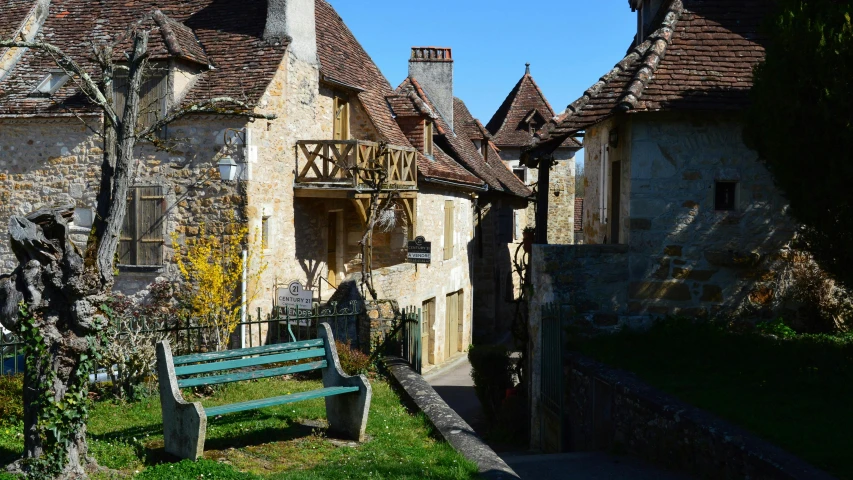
171, 338, 328, 389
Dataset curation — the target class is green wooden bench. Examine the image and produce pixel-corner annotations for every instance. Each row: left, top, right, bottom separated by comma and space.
156, 322, 371, 460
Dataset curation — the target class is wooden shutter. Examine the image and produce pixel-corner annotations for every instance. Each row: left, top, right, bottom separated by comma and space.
444, 200, 454, 260
333, 95, 349, 140
118, 189, 135, 265
138, 186, 165, 265
119, 186, 165, 266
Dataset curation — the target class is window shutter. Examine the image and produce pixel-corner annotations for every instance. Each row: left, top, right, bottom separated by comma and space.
118, 188, 135, 265
137, 186, 165, 265
444, 200, 455, 260
119, 186, 165, 266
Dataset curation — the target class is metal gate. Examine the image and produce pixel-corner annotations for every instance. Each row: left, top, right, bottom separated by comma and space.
540, 302, 565, 452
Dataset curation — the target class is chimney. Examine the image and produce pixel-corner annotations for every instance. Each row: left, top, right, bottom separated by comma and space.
264, 0, 317, 65
409, 47, 454, 131
630, 0, 666, 41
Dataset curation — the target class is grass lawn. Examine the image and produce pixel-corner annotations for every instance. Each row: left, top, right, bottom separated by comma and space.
568, 319, 853, 480
0, 376, 477, 479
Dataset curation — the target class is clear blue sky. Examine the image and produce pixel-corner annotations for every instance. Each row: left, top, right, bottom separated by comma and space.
325, 0, 636, 129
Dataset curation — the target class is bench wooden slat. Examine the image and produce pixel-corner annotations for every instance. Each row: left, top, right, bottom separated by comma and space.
174, 348, 326, 376
177, 360, 328, 388
205, 386, 360, 417
173, 339, 324, 366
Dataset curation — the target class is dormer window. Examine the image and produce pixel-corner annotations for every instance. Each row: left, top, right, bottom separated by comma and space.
30, 71, 70, 97
113, 65, 169, 131
424, 120, 434, 156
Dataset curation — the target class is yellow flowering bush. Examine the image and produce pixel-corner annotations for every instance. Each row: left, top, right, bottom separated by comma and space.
172, 220, 267, 350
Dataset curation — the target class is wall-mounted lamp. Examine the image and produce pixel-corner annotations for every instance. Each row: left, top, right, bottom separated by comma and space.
608, 129, 619, 148
218, 156, 238, 181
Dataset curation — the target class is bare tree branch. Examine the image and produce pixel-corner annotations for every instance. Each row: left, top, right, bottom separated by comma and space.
0, 39, 119, 126
137, 97, 276, 138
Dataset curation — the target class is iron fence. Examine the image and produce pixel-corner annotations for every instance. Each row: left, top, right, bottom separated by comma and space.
400, 306, 422, 374
0, 300, 362, 377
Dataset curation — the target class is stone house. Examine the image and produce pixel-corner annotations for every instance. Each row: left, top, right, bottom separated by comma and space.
524, 0, 795, 449
392, 49, 533, 342
486, 64, 582, 245
0, 0, 508, 366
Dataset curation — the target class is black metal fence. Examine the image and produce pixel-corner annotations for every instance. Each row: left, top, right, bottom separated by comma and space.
0, 300, 363, 377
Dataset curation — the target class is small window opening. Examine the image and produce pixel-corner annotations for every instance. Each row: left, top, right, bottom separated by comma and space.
424, 121, 434, 156
31, 71, 70, 97
715, 181, 737, 211
513, 168, 526, 183
262, 216, 271, 248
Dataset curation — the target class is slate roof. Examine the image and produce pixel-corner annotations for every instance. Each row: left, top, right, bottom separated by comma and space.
487, 66, 581, 149
535, 0, 771, 151
0, 0, 287, 115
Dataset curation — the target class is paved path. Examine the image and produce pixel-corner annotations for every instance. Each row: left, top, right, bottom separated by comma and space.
424, 354, 693, 480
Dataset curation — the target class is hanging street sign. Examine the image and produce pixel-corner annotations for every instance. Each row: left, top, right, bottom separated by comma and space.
407, 236, 432, 264
276, 280, 314, 310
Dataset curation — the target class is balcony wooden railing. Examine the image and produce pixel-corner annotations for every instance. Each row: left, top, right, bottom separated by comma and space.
296, 140, 418, 190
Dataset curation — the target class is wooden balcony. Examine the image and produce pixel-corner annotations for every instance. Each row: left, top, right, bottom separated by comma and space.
295, 140, 418, 193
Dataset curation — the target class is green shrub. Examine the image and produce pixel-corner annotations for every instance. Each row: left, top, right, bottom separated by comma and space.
0, 374, 22, 425
756, 318, 797, 339
468, 345, 514, 421
336, 340, 371, 375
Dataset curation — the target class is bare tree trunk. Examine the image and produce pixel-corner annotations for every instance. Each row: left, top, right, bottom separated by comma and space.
0, 32, 149, 479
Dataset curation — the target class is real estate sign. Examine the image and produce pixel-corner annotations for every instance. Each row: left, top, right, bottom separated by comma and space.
276, 281, 313, 310
407, 236, 432, 264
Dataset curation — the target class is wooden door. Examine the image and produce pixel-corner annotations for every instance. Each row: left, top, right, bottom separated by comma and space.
327, 213, 338, 288
422, 299, 435, 366
445, 291, 460, 359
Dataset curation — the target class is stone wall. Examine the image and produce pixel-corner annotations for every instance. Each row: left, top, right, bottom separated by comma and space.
0, 115, 248, 296
562, 353, 834, 480
577, 113, 797, 320
498, 146, 577, 245
358, 299, 400, 354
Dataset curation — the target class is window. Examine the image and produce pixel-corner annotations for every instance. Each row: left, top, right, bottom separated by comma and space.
715, 181, 737, 211
513, 167, 526, 183
333, 94, 349, 140
444, 200, 455, 260
497, 207, 513, 244
113, 66, 169, 131
118, 186, 166, 266
31, 71, 69, 97
424, 121, 434, 156
262, 216, 271, 248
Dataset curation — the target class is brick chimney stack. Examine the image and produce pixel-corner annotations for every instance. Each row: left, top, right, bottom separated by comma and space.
264, 0, 317, 66
409, 47, 454, 131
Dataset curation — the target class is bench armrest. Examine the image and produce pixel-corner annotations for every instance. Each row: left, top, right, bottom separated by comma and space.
318, 322, 372, 441
156, 340, 207, 460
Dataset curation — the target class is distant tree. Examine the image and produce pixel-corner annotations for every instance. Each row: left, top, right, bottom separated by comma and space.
747, 0, 853, 289
575, 163, 585, 198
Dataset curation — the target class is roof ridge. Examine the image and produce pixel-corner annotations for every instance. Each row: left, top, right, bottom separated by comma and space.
539, 0, 683, 142
522, 73, 557, 119
617, 0, 684, 110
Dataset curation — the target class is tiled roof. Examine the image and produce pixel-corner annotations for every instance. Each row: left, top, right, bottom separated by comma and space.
487, 67, 581, 149
0, 0, 287, 115
574, 197, 583, 232
536, 0, 770, 150
315, 1, 481, 188
454, 98, 531, 197
0, 0, 35, 42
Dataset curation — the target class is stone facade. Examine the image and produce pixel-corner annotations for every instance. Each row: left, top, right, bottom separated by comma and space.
498, 146, 577, 245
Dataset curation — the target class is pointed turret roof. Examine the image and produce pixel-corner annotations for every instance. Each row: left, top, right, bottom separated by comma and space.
486, 64, 581, 149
